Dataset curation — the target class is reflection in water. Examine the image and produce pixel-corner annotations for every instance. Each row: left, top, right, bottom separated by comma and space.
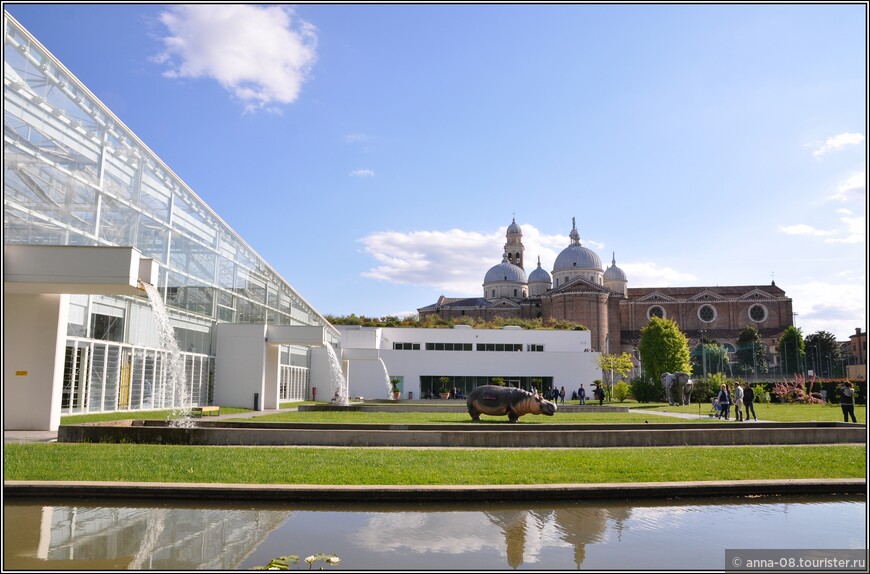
4, 502, 289, 570
3, 496, 865, 570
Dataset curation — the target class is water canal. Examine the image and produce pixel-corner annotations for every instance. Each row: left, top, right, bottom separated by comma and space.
4, 495, 865, 570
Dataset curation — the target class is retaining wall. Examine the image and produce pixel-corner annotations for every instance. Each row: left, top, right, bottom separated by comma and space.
57, 420, 866, 448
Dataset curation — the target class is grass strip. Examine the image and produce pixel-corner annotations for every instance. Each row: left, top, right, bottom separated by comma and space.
4, 444, 865, 485
59, 403, 865, 425
642, 402, 866, 423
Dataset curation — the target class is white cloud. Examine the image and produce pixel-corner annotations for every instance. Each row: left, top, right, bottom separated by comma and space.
350, 169, 375, 177
777, 211, 864, 244
344, 133, 372, 144
359, 228, 500, 294
812, 132, 865, 157
358, 223, 690, 295
618, 262, 696, 286
777, 224, 836, 237
788, 281, 866, 340
829, 171, 866, 201
824, 210, 866, 244
155, 5, 317, 113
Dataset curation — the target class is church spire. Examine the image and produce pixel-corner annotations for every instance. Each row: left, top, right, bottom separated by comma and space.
569, 217, 581, 246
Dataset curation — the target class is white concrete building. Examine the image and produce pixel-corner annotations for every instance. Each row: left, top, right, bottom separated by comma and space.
338, 325, 602, 400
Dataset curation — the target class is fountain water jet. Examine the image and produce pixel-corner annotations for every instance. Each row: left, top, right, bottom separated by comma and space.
142, 283, 193, 425
325, 344, 349, 406
378, 358, 393, 398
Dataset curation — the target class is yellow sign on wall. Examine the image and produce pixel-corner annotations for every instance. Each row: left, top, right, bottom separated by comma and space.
15, 371, 28, 376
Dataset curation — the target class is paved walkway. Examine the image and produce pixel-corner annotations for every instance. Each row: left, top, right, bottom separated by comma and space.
632, 407, 765, 422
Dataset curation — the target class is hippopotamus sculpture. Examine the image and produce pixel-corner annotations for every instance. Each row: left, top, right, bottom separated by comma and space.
466, 385, 558, 423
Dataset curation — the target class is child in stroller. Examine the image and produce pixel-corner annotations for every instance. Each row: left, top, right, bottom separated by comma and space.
709, 397, 721, 418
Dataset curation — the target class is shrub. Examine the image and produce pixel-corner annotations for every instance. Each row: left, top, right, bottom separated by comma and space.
690, 376, 719, 403
752, 383, 771, 403
613, 381, 631, 402
630, 377, 659, 403
771, 375, 825, 404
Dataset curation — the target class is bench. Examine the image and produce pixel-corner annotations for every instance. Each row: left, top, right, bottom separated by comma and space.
191, 406, 220, 417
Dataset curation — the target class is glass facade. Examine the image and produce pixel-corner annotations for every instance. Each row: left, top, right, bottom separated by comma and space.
3, 13, 338, 413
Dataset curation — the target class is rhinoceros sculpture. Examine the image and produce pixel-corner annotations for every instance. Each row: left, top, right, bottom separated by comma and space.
466, 385, 557, 423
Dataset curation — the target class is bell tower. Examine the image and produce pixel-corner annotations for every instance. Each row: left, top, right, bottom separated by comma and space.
504, 216, 525, 269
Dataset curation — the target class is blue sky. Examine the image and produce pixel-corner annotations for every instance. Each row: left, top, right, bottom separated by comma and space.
6, 3, 866, 341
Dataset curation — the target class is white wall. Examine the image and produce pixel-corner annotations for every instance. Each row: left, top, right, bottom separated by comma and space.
3, 294, 68, 430
214, 323, 267, 410
338, 326, 601, 399
346, 359, 393, 399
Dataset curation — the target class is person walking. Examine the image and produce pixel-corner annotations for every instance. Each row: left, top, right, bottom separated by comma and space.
743, 381, 757, 421
716, 383, 731, 420
559, 386, 566, 405
579, 384, 587, 405
733, 381, 744, 422
840, 382, 857, 423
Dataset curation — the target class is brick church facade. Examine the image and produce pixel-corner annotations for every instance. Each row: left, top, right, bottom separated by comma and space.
418, 218, 793, 363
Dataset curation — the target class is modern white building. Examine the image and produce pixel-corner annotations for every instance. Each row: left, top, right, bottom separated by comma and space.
337, 325, 601, 400
3, 12, 340, 430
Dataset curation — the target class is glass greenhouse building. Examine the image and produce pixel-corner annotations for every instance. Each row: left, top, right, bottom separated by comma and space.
3, 12, 339, 425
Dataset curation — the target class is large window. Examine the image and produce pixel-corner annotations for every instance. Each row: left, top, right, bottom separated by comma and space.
425, 342, 472, 351
476, 343, 523, 352
698, 304, 717, 323
393, 342, 421, 350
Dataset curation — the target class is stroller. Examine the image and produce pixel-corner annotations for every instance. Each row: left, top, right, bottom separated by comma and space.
709, 397, 721, 418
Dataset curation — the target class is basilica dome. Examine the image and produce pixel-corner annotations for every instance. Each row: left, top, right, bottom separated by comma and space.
528, 257, 552, 284
483, 254, 528, 300
528, 256, 552, 297
552, 219, 602, 273
603, 253, 626, 282
484, 255, 528, 284
551, 218, 603, 288
553, 244, 602, 271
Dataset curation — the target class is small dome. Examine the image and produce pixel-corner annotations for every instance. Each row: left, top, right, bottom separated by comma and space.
506, 217, 522, 236
484, 254, 528, 284
604, 252, 627, 281
528, 256, 551, 284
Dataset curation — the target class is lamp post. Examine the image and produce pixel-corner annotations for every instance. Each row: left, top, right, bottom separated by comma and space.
752, 341, 757, 381
783, 340, 789, 376
701, 330, 708, 379
792, 312, 800, 375
634, 347, 642, 381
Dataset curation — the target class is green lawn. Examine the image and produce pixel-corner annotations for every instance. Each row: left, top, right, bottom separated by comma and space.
4, 443, 865, 485
638, 401, 866, 423
58, 401, 866, 425
12, 403, 864, 487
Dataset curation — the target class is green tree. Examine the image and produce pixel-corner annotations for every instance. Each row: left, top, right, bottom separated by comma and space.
779, 325, 805, 376
704, 343, 730, 375
597, 352, 635, 388
637, 317, 692, 383
735, 325, 768, 376
804, 331, 844, 378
